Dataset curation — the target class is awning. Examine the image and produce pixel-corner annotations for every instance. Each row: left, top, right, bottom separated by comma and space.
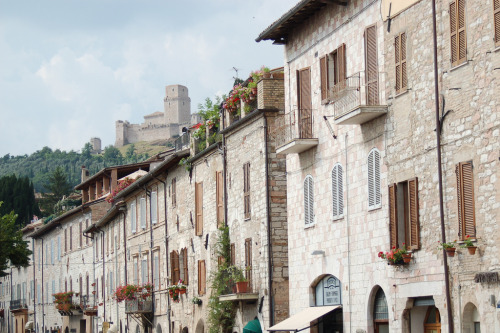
243, 319, 262, 333
267, 305, 341, 332
25, 321, 34, 330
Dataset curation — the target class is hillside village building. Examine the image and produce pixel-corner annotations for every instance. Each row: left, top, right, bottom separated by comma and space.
115, 85, 201, 148
257, 0, 499, 332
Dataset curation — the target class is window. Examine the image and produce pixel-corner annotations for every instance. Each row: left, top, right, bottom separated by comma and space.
198, 260, 206, 295
170, 251, 180, 284
245, 239, 252, 290
153, 252, 160, 290
179, 248, 188, 285
45, 243, 48, 264
141, 255, 148, 284
57, 236, 61, 261
195, 182, 203, 236
368, 148, 381, 210
332, 164, 344, 219
133, 257, 139, 285
373, 288, 389, 332
243, 163, 251, 219
304, 175, 314, 225
109, 271, 114, 295
495, 0, 500, 47
151, 191, 158, 225
172, 178, 177, 207
69, 226, 73, 251
230, 243, 235, 266
64, 229, 67, 253
388, 178, 420, 250
395, 32, 407, 94
85, 219, 89, 245
140, 197, 147, 230
320, 43, 346, 101
131, 202, 137, 234
456, 161, 476, 239
50, 240, 54, 265
450, 0, 467, 67
79, 221, 83, 248
216, 171, 224, 227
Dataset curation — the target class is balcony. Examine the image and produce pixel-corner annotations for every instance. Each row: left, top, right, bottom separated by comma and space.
174, 133, 190, 152
10, 299, 28, 313
218, 268, 259, 303
330, 71, 387, 125
125, 298, 153, 314
81, 295, 98, 316
274, 109, 318, 155
54, 295, 83, 316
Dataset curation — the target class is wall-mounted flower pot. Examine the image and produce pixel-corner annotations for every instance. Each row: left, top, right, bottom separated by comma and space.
179, 288, 186, 295
467, 246, 477, 255
236, 281, 249, 293
402, 253, 412, 263
445, 248, 456, 257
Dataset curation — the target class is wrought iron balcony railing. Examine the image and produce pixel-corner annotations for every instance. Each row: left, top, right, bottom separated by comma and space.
274, 109, 315, 148
174, 133, 190, 152
10, 299, 28, 311
125, 298, 153, 314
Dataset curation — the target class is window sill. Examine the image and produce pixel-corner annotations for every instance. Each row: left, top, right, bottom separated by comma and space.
332, 216, 344, 222
394, 89, 409, 99
304, 222, 316, 229
493, 45, 500, 53
449, 60, 469, 72
368, 205, 381, 212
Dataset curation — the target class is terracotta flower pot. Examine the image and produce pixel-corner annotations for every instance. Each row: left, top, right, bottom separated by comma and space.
445, 248, 456, 257
402, 253, 412, 263
179, 288, 186, 295
262, 72, 271, 79
236, 281, 249, 293
467, 246, 477, 255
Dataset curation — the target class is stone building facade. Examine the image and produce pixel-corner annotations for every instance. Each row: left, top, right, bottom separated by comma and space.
257, 0, 499, 332
115, 85, 197, 147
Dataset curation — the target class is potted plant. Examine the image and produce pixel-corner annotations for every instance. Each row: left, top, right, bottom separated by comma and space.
460, 235, 477, 255
177, 280, 187, 294
261, 66, 271, 78
167, 284, 180, 302
191, 296, 202, 306
248, 81, 257, 96
378, 245, 409, 265
228, 266, 248, 293
438, 240, 457, 257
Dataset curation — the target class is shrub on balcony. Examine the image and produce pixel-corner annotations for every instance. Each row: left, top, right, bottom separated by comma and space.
113, 283, 153, 302
106, 177, 136, 203
53, 291, 79, 311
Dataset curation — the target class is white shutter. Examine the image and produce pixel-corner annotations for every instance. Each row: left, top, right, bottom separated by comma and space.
154, 255, 159, 290
304, 176, 314, 225
332, 164, 344, 219
131, 203, 136, 233
133, 260, 138, 285
57, 237, 61, 261
141, 258, 147, 284
52, 281, 55, 300
140, 198, 147, 229
151, 191, 158, 225
368, 149, 381, 209
51, 240, 54, 265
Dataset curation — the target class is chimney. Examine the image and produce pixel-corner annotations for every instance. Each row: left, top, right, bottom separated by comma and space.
81, 165, 90, 183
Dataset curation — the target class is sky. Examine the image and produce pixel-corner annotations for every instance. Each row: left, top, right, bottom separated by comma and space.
0, 0, 298, 156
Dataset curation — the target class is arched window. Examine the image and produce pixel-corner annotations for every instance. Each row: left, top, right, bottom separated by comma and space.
373, 288, 388, 332
304, 175, 314, 225
368, 148, 381, 209
315, 275, 341, 306
332, 164, 344, 219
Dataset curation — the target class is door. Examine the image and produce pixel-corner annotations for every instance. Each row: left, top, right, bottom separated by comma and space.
297, 68, 312, 138
424, 306, 441, 333
79, 320, 86, 333
365, 24, 379, 105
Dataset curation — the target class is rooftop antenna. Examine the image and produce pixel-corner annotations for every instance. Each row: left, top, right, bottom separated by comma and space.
232, 67, 240, 80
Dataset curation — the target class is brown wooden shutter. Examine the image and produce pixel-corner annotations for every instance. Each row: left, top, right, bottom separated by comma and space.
450, 0, 467, 67
495, 0, 500, 46
408, 178, 420, 249
365, 25, 379, 105
298, 68, 312, 138
338, 43, 346, 86
244, 163, 251, 219
388, 184, 398, 249
198, 260, 206, 295
230, 243, 235, 266
216, 171, 224, 227
64, 229, 67, 253
401, 33, 407, 91
79, 222, 82, 248
172, 178, 176, 207
395, 33, 407, 94
450, 1, 458, 65
245, 239, 252, 290
171, 251, 180, 283
456, 161, 476, 239
182, 248, 188, 285
320, 55, 328, 101
195, 182, 203, 236
70, 226, 73, 251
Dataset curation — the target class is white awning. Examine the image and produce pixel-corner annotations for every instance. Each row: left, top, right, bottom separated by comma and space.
25, 321, 34, 330
267, 305, 341, 332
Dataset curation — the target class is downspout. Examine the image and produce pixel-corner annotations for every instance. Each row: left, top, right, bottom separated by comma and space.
154, 175, 170, 333
345, 134, 352, 333
98, 229, 106, 321
431, 1, 454, 332
32, 238, 36, 333
221, 110, 229, 228
83, 230, 95, 332
41, 238, 44, 333
263, 115, 274, 327
120, 209, 130, 333
142, 185, 155, 322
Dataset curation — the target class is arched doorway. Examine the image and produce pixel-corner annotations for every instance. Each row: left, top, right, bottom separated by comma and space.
195, 320, 204, 333
181, 327, 188, 333
312, 275, 343, 333
373, 289, 388, 333
424, 306, 441, 333
462, 302, 480, 332
156, 324, 162, 333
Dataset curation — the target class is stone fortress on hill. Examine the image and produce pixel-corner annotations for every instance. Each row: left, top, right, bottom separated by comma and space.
115, 84, 201, 147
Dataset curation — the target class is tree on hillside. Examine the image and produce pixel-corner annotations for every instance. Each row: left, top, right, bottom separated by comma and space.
103, 145, 123, 165
40, 166, 72, 215
0, 175, 41, 227
0, 202, 32, 277
81, 142, 92, 159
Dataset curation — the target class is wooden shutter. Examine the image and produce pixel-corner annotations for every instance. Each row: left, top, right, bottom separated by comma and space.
216, 171, 224, 227
198, 260, 206, 295
244, 163, 251, 219
332, 164, 344, 218
70, 226, 73, 251
494, 0, 500, 46
79, 222, 82, 248
245, 239, 252, 290
395, 32, 407, 93
230, 243, 235, 266
64, 229, 67, 253
368, 149, 381, 209
320, 55, 329, 101
195, 182, 203, 236
450, 0, 467, 67
388, 184, 398, 249
456, 161, 476, 239
172, 178, 177, 207
338, 43, 346, 86
304, 176, 314, 225
365, 25, 379, 105
298, 68, 312, 138
182, 248, 188, 285
171, 251, 180, 284
408, 178, 420, 249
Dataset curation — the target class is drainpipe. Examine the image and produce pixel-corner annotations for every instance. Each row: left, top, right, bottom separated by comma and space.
345, 134, 352, 333
221, 110, 229, 228
431, 1, 454, 332
153, 175, 170, 333
142, 185, 155, 323
32, 238, 36, 333
120, 208, 129, 333
263, 115, 274, 327
40, 238, 44, 333
98, 229, 106, 321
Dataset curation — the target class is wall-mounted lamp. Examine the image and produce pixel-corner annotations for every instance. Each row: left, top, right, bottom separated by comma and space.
311, 250, 325, 256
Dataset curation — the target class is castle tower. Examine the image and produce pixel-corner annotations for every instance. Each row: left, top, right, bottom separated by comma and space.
164, 85, 191, 125
115, 120, 129, 148
90, 137, 101, 153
